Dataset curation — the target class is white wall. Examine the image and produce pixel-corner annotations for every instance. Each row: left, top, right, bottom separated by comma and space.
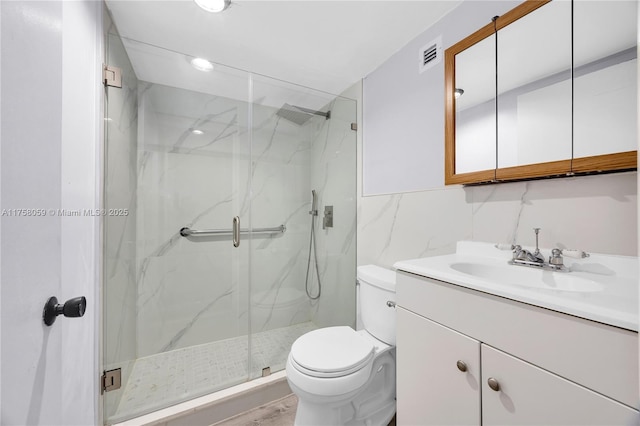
359, 0, 637, 269
0, 1, 102, 425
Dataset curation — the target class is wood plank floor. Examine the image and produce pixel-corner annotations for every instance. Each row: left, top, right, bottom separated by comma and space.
212, 394, 397, 426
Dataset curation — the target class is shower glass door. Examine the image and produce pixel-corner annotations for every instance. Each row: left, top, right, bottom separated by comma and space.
103, 25, 252, 422
247, 76, 357, 380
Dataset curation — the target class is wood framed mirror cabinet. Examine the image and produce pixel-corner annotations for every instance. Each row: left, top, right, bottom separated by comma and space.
444, 0, 637, 185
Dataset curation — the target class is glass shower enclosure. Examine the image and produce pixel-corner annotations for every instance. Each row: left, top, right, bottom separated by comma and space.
102, 19, 357, 424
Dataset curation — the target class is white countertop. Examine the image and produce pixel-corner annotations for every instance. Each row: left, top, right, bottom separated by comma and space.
393, 241, 638, 332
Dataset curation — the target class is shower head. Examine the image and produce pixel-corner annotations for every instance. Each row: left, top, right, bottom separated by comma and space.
276, 103, 331, 126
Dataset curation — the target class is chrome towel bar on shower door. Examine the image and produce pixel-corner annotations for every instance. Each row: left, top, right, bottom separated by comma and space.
179, 224, 286, 238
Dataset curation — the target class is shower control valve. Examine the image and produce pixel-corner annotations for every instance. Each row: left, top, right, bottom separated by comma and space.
323, 205, 333, 229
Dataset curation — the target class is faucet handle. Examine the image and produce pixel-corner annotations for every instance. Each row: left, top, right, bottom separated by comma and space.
549, 248, 564, 267
511, 245, 524, 260
494, 243, 515, 250
562, 249, 590, 259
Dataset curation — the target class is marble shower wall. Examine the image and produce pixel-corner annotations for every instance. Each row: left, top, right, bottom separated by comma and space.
136, 83, 247, 358
104, 19, 139, 419
135, 84, 321, 357
307, 97, 358, 329
247, 105, 314, 339
358, 172, 637, 269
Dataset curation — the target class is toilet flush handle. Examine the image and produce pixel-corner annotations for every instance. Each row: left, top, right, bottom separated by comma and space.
386, 301, 396, 308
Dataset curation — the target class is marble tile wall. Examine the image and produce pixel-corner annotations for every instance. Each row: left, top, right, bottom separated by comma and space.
136, 84, 250, 358
307, 96, 358, 329
358, 172, 637, 270
247, 103, 314, 345
358, 187, 471, 269
470, 173, 637, 255
134, 84, 333, 360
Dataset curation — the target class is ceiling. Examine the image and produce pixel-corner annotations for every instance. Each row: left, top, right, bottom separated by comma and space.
105, 0, 462, 97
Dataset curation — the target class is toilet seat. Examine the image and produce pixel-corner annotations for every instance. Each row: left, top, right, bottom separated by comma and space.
289, 326, 375, 378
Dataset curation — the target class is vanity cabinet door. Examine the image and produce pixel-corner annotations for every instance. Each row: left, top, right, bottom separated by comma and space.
481, 344, 638, 426
397, 307, 481, 426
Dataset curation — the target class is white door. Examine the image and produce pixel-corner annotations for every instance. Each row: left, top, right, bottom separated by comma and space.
0, 1, 102, 424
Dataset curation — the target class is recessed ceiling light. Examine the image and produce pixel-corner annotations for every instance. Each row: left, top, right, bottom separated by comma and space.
190, 57, 214, 72
192, 129, 204, 135
194, 0, 230, 13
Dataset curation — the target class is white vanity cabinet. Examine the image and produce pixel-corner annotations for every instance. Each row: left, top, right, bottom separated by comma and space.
396, 271, 639, 426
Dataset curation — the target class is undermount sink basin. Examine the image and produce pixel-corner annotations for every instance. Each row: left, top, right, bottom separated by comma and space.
449, 262, 604, 293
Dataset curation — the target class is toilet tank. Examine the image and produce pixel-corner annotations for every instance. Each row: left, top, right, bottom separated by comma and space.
357, 265, 396, 345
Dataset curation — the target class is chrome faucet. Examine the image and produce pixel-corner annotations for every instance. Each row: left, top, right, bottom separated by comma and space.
509, 228, 548, 268
499, 228, 589, 272
511, 246, 545, 265
511, 228, 545, 265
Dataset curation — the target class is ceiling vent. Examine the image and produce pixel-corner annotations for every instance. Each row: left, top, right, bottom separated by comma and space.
419, 36, 442, 74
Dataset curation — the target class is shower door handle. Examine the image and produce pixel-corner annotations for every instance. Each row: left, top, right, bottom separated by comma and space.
232, 216, 240, 247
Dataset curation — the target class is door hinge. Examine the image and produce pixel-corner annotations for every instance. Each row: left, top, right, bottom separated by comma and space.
103, 65, 122, 88
351, 123, 358, 131
101, 368, 122, 393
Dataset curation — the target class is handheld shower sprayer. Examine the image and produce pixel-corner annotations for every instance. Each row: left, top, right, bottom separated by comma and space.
305, 189, 321, 299
309, 190, 318, 216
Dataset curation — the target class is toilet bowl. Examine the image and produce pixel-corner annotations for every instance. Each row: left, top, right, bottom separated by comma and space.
286, 265, 396, 426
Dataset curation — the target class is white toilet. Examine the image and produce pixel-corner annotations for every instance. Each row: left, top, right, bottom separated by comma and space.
286, 265, 396, 426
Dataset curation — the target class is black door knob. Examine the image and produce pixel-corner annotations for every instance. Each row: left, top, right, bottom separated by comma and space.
43, 296, 86, 326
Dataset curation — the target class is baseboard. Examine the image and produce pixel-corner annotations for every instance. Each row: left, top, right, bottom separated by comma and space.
112, 371, 291, 426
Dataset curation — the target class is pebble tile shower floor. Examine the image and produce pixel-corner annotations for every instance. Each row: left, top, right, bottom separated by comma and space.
114, 322, 317, 419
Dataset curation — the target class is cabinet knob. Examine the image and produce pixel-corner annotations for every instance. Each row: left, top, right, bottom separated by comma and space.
487, 377, 500, 392
456, 360, 467, 372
